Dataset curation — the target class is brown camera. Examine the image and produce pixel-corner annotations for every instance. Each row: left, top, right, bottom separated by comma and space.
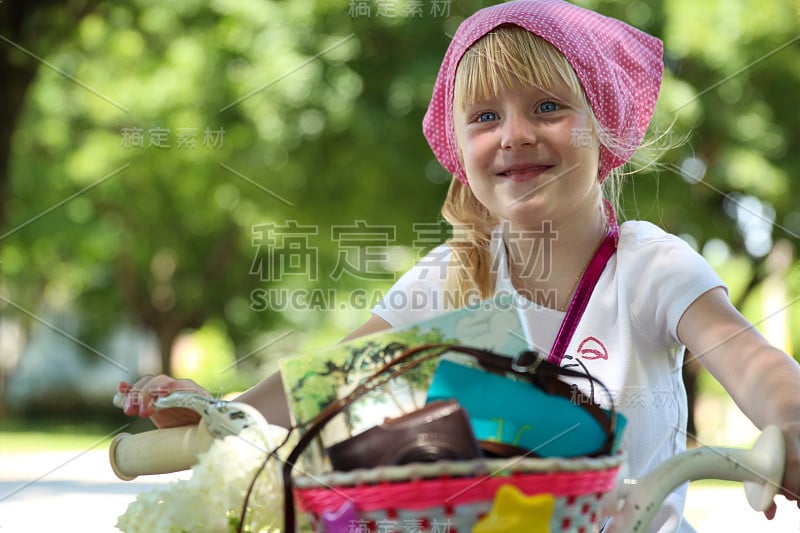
326, 400, 482, 471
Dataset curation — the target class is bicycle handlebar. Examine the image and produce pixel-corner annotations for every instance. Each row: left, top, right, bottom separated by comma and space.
607, 425, 785, 532
109, 422, 215, 481
109, 392, 786, 533
109, 391, 270, 481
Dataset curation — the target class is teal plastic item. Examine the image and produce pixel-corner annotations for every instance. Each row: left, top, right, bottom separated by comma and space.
426, 360, 626, 457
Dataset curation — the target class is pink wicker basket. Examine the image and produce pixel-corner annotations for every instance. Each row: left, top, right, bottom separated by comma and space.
294, 454, 624, 532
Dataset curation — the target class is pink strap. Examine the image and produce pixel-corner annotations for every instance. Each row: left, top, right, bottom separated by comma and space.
548, 205, 619, 366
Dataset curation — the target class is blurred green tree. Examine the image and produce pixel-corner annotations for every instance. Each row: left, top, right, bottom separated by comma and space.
1, 0, 457, 378
0, 0, 104, 227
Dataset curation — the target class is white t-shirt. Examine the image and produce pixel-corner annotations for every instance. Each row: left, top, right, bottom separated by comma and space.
373, 220, 726, 533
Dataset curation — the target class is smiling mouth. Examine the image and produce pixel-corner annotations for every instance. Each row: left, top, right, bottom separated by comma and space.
498, 166, 551, 181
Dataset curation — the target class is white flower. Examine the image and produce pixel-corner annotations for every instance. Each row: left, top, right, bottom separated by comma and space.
117, 425, 291, 533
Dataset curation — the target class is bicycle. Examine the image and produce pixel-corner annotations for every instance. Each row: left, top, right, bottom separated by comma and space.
110, 389, 785, 533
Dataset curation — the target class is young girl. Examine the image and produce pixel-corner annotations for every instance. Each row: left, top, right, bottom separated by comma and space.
119, 1, 800, 531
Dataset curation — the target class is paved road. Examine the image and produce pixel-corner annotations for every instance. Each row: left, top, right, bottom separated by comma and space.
0, 449, 188, 533
685, 483, 798, 532
0, 449, 797, 532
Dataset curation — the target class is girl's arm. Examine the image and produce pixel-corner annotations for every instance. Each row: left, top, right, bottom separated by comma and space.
232, 371, 293, 428
340, 313, 393, 342
123, 314, 394, 429
677, 287, 800, 431
677, 286, 800, 513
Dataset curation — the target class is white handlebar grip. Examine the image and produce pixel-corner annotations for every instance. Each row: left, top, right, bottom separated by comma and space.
743, 425, 785, 512
109, 422, 214, 481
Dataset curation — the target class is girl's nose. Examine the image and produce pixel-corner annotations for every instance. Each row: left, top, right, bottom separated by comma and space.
500, 112, 537, 150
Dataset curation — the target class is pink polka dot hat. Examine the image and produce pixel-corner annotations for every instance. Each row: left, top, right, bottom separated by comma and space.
422, 0, 664, 184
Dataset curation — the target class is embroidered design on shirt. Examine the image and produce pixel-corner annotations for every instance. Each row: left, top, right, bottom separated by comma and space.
577, 336, 608, 360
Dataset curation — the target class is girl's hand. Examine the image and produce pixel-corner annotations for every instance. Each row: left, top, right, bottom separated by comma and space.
764, 421, 800, 519
117, 375, 210, 429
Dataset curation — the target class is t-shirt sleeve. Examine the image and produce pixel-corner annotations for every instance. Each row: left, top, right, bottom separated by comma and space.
371, 244, 452, 328
622, 222, 727, 346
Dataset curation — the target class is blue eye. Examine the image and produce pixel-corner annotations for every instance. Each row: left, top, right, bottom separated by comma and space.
538, 101, 560, 113
477, 111, 498, 122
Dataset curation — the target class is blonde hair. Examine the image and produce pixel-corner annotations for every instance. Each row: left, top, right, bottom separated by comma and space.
443, 25, 624, 308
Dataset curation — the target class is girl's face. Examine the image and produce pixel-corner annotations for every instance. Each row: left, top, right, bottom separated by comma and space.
454, 82, 602, 228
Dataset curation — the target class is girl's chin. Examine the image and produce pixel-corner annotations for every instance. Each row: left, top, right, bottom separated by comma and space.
496, 205, 557, 229
500, 191, 550, 213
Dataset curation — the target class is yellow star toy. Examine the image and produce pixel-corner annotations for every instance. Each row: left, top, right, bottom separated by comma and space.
473, 484, 555, 533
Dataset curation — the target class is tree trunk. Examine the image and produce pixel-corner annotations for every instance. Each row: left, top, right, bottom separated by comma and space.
0, 0, 104, 229
683, 353, 701, 447
0, 57, 37, 228
154, 319, 183, 376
